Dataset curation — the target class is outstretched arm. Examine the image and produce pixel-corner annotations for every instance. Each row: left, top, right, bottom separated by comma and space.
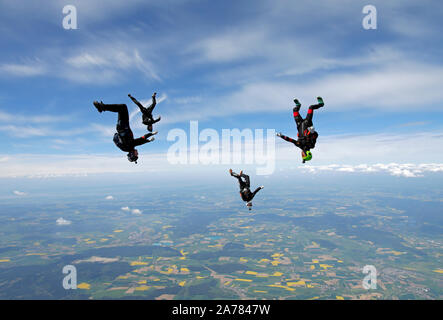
278, 133, 297, 144
278, 133, 305, 152
128, 94, 146, 113
229, 169, 240, 178
133, 134, 154, 147
251, 186, 263, 199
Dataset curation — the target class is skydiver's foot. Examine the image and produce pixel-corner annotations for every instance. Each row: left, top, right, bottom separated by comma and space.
293, 99, 301, 112
152, 92, 157, 98
276, 132, 282, 137
151, 131, 158, 136
260, 185, 264, 189
147, 137, 155, 142
93, 101, 104, 113
317, 97, 324, 107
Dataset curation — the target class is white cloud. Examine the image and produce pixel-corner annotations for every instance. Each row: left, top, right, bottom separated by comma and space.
300, 163, 443, 178
121, 207, 141, 214
56, 217, 72, 226
13, 190, 27, 196
0, 125, 50, 138
0, 62, 46, 77
105, 195, 114, 200
0, 153, 170, 178
188, 29, 268, 63
173, 96, 202, 105
65, 48, 160, 82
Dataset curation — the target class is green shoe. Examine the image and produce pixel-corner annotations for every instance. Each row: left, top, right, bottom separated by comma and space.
293, 98, 301, 107
317, 97, 324, 107
293, 99, 301, 112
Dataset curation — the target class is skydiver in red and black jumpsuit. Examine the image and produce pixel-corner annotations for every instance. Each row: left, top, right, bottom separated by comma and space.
277, 97, 324, 163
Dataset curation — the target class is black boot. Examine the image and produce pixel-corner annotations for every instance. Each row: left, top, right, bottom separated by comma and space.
93, 101, 104, 113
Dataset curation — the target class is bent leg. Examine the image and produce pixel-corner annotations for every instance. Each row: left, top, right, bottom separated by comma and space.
101, 103, 128, 113
146, 101, 156, 115
100, 103, 130, 129
146, 94, 157, 114
293, 107, 303, 129
305, 97, 324, 125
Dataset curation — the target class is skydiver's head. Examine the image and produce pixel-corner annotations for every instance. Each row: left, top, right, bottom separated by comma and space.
127, 149, 139, 163
246, 202, 252, 210
147, 124, 153, 132
302, 150, 312, 162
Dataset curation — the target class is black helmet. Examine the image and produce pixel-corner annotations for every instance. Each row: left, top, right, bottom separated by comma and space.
127, 150, 138, 163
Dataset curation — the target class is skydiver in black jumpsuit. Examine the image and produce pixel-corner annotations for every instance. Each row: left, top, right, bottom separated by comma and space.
128, 92, 161, 132
229, 169, 264, 210
277, 97, 324, 163
93, 100, 157, 163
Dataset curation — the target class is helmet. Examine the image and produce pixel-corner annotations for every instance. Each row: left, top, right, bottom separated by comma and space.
127, 150, 138, 163
303, 150, 312, 161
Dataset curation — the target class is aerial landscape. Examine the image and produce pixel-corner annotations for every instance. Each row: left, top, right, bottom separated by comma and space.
0, 174, 441, 299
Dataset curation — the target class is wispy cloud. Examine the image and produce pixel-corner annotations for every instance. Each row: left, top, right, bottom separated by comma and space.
0, 61, 46, 77
64, 48, 161, 83
13, 190, 27, 196
0, 111, 70, 124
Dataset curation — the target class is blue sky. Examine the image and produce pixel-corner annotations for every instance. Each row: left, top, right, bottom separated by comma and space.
0, 0, 442, 179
